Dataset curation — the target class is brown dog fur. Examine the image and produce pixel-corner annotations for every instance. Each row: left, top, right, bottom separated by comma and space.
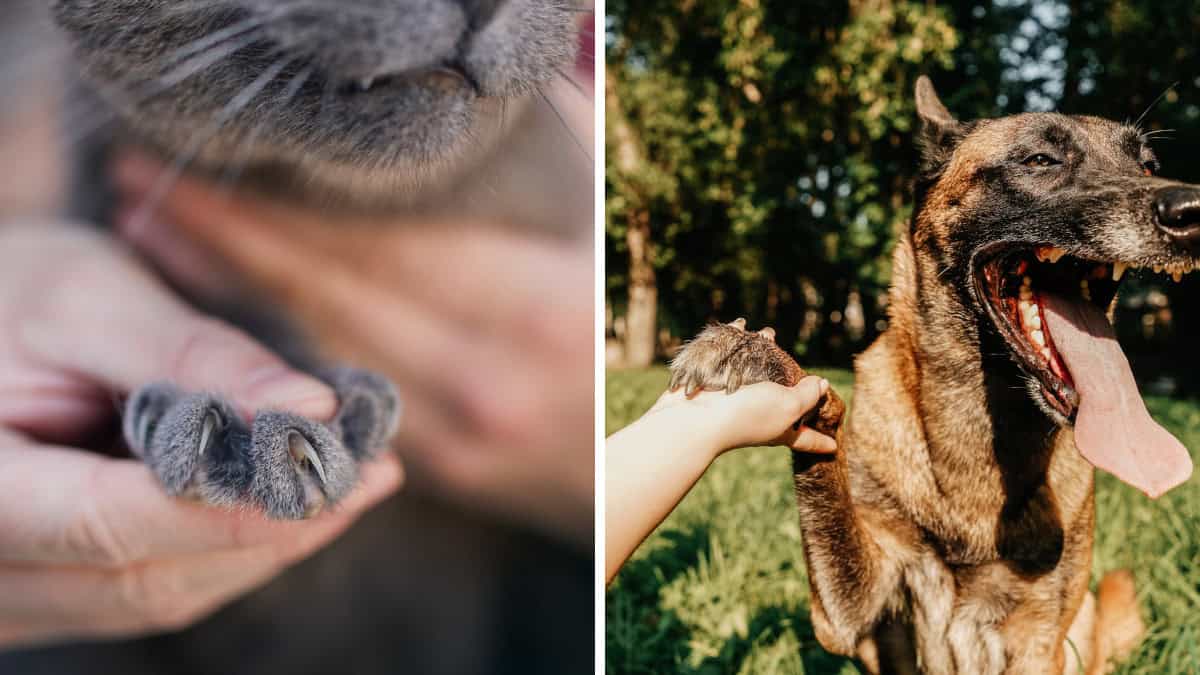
666, 77, 1178, 673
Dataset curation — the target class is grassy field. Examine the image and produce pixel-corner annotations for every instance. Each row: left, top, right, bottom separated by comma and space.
605, 367, 1200, 674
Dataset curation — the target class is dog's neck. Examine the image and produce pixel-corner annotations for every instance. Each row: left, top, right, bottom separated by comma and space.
890, 222, 1059, 452
872, 226, 1088, 566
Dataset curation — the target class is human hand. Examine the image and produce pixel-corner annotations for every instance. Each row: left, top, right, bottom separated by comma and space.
0, 225, 403, 649
648, 377, 838, 458
110, 150, 593, 545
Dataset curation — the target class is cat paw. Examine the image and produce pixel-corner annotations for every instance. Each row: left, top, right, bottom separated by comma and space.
123, 368, 400, 519
319, 367, 401, 460
669, 318, 844, 437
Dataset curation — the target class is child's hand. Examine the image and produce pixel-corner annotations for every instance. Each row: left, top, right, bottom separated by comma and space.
647, 376, 837, 457
605, 374, 838, 582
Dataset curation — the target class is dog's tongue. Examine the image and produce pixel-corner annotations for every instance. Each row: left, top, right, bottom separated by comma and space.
1041, 293, 1192, 497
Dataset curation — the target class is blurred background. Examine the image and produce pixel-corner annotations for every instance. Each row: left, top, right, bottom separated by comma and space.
606, 0, 1200, 395
606, 1, 1200, 673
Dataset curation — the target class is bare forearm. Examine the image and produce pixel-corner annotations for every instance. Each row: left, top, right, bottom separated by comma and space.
604, 407, 720, 583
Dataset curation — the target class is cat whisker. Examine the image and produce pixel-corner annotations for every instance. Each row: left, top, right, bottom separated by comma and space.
125, 56, 293, 236
150, 29, 266, 96
156, 15, 267, 68
536, 86, 591, 163
216, 65, 315, 195
553, 66, 591, 100
56, 28, 268, 152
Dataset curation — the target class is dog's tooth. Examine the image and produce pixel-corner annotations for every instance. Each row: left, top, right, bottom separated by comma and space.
1173, 270, 1183, 282
1041, 247, 1066, 263
1029, 313, 1041, 329
1035, 248, 1048, 263
358, 77, 375, 91
1080, 279, 1091, 301
1154, 263, 1163, 274
1113, 262, 1128, 281
1031, 329, 1046, 347
1041, 346, 1052, 360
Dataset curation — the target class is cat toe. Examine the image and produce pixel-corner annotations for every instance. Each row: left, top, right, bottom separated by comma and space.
321, 367, 402, 459
125, 386, 243, 497
248, 412, 357, 519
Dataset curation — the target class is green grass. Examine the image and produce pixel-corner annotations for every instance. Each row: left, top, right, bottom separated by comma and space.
606, 367, 1200, 675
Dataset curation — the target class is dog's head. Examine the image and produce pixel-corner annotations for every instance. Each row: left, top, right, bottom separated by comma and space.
910, 77, 1195, 496
52, 0, 579, 208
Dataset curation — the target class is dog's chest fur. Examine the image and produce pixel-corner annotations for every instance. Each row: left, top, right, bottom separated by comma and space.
835, 236, 1097, 670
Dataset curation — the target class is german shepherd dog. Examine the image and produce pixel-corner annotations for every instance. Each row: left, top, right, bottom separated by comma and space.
668, 77, 1197, 674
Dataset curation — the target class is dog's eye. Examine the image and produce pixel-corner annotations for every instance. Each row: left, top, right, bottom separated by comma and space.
1022, 153, 1062, 168
1142, 160, 1158, 176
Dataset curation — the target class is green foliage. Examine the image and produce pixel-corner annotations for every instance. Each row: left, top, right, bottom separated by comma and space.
607, 1, 968, 361
607, 0, 1200, 382
605, 368, 1200, 674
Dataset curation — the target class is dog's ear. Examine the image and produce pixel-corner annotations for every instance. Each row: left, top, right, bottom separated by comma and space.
914, 76, 963, 172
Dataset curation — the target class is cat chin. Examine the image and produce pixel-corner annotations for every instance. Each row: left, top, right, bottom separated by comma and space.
131, 93, 534, 213
54, 0, 575, 210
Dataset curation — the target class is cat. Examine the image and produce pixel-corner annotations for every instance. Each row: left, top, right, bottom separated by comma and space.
47, 0, 581, 518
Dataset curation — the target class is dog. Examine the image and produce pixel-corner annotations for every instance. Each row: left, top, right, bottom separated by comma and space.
668, 76, 1197, 674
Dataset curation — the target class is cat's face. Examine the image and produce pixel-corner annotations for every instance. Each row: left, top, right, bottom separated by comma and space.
52, 0, 580, 209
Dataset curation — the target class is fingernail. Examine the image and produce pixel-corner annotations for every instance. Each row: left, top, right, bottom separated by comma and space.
242, 367, 338, 421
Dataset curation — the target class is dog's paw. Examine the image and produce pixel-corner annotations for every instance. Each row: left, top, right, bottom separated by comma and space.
669, 318, 845, 437
123, 368, 401, 519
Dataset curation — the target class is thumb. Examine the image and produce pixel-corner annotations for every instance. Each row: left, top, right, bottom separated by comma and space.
13, 229, 335, 421
782, 376, 829, 420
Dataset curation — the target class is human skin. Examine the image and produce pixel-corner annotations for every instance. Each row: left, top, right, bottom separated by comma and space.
0, 225, 403, 649
110, 150, 594, 545
605, 377, 836, 583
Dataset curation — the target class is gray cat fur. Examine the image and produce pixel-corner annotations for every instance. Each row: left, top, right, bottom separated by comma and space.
51, 0, 578, 211
123, 367, 400, 519
56, 0, 574, 518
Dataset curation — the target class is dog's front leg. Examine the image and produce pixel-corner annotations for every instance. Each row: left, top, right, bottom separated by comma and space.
792, 449, 902, 660
670, 320, 896, 658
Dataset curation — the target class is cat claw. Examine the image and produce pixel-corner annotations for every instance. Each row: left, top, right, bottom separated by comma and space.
289, 431, 328, 485
124, 366, 401, 519
198, 410, 219, 457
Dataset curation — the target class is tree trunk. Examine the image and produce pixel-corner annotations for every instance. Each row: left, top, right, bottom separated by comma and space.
624, 210, 657, 366
607, 70, 658, 366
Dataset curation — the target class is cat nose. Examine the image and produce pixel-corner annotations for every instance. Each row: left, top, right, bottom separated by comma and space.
1154, 186, 1200, 245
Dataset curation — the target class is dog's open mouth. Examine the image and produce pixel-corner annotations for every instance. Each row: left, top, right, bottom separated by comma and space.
974, 244, 1194, 498
978, 246, 1124, 418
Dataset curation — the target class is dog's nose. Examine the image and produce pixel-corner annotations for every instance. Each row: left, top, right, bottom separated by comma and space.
1154, 186, 1200, 243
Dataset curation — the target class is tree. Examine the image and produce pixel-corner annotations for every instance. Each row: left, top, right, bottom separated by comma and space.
608, 0, 1200, 385
607, 0, 963, 364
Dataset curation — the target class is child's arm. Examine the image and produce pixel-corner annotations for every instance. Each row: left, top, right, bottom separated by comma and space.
605, 377, 834, 583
